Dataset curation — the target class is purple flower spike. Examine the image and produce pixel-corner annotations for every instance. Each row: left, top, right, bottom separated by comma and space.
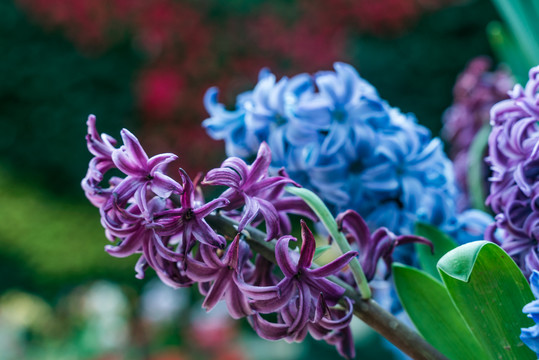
156, 169, 229, 256
336, 209, 432, 281
109, 128, 182, 207
486, 65, 539, 275
203, 142, 298, 240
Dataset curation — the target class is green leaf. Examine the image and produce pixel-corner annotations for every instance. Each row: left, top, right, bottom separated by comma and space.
414, 222, 458, 279
467, 124, 491, 212
393, 264, 489, 360
437, 241, 535, 360
487, 21, 529, 84
490, 0, 539, 68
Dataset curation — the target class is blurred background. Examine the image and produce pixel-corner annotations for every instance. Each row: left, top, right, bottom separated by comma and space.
0, 0, 506, 358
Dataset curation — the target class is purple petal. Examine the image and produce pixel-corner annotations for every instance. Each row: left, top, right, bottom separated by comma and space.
148, 153, 177, 173
275, 236, 298, 277
309, 251, 358, 278
151, 172, 182, 198
236, 280, 280, 301
192, 218, 226, 249
336, 209, 371, 248
250, 313, 289, 340
120, 128, 149, 167
237, 195, 260, 232
223, 234, 241, 268
298, 220, 316, 269
288, 282, 312, 334
194, 197, 229, 219
224, 283, 253, 319
202, 269, 231, 311
203, 167, 242, 187
257, 198, 280, 240
185, 257, 219, 282
249, 142, 272, 182
105, 228, 145, 258
304, 276, 345, 305
251, 278, 295, 313
319, 297, 353, 330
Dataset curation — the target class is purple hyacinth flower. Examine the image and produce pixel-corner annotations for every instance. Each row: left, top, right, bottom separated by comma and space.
442, 57, 512, 209
249, 221, 356, 340
203, 142, 298, 240
155, 169, 229, 256
336, 209, 432, 281
486, 65, 539, 274
186, 235, 279, 319
101, 196, 191, 288
250, 285, 354, 355
109, 128, 182, 207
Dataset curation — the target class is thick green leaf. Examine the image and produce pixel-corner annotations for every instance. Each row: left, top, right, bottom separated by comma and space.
414, 222, 458, 280
490, 0, 539, 67
438, 241, 535, 360
487, 21, 529, 84
393, 264, 489, 360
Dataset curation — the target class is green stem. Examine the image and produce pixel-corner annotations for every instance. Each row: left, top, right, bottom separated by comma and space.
285, 186, 372, 299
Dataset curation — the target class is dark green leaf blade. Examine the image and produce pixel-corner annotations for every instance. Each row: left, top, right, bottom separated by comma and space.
393, 263, 489, 360
438, 241, 535, 360
415, 222, 458, 279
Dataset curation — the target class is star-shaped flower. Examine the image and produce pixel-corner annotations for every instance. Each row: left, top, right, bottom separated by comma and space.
155, 169, 229, 256
109, 128, 182, 207
186, 235, 278, 319
203, 142, 298, 240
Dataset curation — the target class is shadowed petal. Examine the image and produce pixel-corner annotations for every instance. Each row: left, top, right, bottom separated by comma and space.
298, 220, 316, 269
309, 251, 358, 278
202, 269, 231, 311
275, 236, 298, 277
250, 313, 289, 340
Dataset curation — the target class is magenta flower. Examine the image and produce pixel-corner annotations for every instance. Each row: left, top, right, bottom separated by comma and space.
203, 142, 301, 240
336, 209, 432, 281
101, 196, 192, 288
249, 221, 356, 340
155, 169, 229, 256
109, 128, 182, 207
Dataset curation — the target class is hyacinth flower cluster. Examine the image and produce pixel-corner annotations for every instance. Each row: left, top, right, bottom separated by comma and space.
203, 62, 491, 242
82, 116, 435, 358
442, 56, 513, 210
486, 65, 539, 276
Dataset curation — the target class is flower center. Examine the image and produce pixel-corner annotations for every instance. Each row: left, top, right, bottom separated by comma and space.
184, 208, 194, 221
